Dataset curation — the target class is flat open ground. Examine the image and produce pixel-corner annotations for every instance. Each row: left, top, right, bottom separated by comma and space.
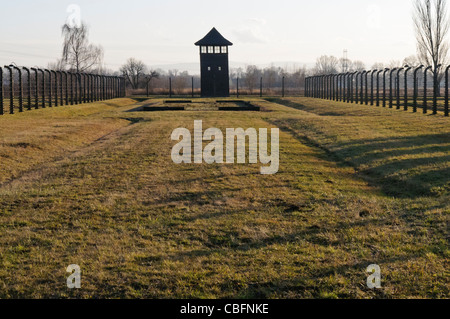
0, 97, 448, 298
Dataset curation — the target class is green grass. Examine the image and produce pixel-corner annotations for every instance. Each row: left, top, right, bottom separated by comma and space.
0, 97, 448, 299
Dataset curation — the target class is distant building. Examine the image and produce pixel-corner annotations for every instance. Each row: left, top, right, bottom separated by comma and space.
195, 28, 233, 97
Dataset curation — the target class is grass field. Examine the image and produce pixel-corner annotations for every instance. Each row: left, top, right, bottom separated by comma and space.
0, 97, 448, 299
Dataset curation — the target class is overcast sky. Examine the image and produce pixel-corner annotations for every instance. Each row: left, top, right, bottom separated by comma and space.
0, 0, 417, 72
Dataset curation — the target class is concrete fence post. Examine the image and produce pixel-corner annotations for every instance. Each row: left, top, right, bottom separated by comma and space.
396, 68, 404, 110
389, 68, 397, 108
371, 70, 378, 106
4, 66, 14, 114
10, 66, 23, 112
404, 66, 412, 111
23, 67, 32, 111
445, 65, 450, 117
413, 66, 423, 113
0, 67, 3, 115
51, 70, 58, 107
423, 66, 432, 114
45, 69, 52, 107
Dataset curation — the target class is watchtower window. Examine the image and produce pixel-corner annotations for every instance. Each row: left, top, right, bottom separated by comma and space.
214, 46, 221, 54
221, 46, 227, 54
201, 46, 207, 54
208, 46, 214, 54
208, 67, 211, 71
218, 67, 222, 71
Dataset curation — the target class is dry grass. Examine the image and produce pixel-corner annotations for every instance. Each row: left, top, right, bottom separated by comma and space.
0, 97, 448, 299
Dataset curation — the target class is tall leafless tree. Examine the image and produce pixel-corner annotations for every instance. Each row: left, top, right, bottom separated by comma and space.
244, 65, 260, 94
339, 57, 353, 73
61, 21, 104, 73
352, 60, 366, 72
120, 58, 147, 90
371, 62, 385, 70
144, 70, 160, 95
314, 55, 339, 75
403, 55, 420, 67
413, 0, 450, 95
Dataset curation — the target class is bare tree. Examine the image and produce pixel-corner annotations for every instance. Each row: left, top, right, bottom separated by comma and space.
263, 66, 278, 91
413, 0, 450, 95
173, 71, 190, 94
314, 55, 339, 75
388, 60, 402, 68
144, 70, 160, 96
120, 58, 147, 90
403, 55, 420, 67
48, 59, 65, 71
244, 65, 260, 94
371, 62, 385, 70
291, 66, 307, 89
61, 21, 104, 73
352, 60, 366, 72
339, 57, 353, 73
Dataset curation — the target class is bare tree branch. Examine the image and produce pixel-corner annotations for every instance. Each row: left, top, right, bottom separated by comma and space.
61, 21, 104, 73
413, 0, 450, 92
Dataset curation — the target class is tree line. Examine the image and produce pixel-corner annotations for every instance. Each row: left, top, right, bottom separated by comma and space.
45, 0, 448, 97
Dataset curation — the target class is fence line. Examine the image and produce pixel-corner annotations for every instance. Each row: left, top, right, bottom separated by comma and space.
137, 76, 305, 98
0, 64, 126, 115
305, 65, 450, 117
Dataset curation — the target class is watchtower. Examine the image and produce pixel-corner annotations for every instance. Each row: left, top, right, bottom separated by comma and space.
195, 28, 233, 97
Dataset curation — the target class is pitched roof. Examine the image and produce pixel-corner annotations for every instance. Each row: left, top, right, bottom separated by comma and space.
195, 28, 233, 46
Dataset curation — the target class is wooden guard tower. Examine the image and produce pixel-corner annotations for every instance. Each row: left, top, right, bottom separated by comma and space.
195, 28, 233, 97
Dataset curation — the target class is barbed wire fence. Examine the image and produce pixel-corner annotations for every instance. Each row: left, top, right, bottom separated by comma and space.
133, 76, 305, 98
305, 65, 450, 117
0, 64, 126, 115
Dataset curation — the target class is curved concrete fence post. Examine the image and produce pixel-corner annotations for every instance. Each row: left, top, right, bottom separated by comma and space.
4, 66, 14, 114
365, 71, 369, 105
62, 72, 68, 105
11, 66, 23, 112
404, 66, 412, 111
78, 73, 83, 104
22, 67, 32, 111
371, 70, 378, 106
445, 65, 450, 116
389, 68, 398, 108
74, 73, 79, 105
433, 64, 442, 115
383, 69, 389, 107
413, 65, 424, 112
30, 68, 39, 109
423, 66, 433, 114
355, 72, 360, 104
44, 69, 52, 107
57, 71, 63, 106
51, 70, 58, 107
360, 71, 367, 105
81, 73, 86, 103
376, 70, 383, 106
0, 67, 3, 115
396, 67, 404, 110
345, 73, 350, 102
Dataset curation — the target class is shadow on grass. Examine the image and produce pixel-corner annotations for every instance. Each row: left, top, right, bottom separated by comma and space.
329, 134, 450, 197
264, 98, 368, 116
271, 115, 450, 198
160, 207, 446, 298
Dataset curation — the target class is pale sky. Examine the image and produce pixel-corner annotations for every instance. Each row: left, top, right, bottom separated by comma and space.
0, 0, 418, 73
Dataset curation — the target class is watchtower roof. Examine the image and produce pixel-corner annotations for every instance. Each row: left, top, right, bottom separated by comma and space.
195, 28, 233, 46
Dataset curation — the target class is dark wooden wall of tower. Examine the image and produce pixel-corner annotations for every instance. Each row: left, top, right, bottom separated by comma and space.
195, 28, 233, 98
199, 47, 230, 97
